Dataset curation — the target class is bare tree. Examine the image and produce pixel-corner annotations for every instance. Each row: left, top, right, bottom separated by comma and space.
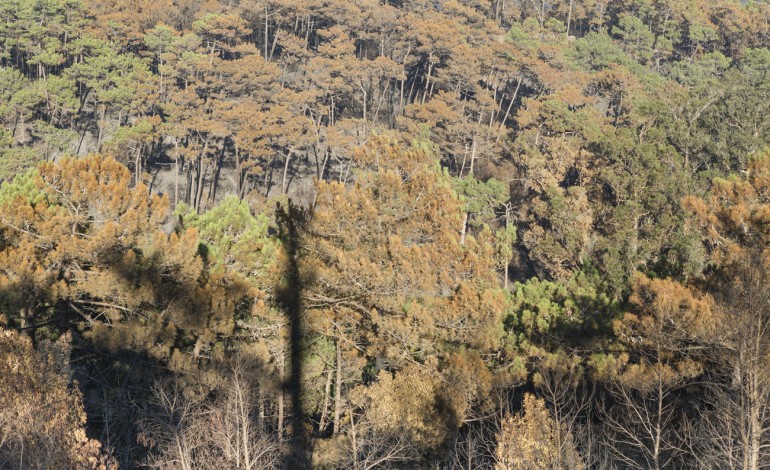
690, 254, 770, 470
138, 380, 200, 470
534, 359, 592, 469
447, 418, 500, 470
598, 376, 684, 470
595, 274, 717, 469
207, 358, 281, 470
345, 407, 418, 470
572, 417, 618, 470
139, 358, 281, 470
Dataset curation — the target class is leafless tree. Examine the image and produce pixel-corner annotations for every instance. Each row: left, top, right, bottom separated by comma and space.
688, 253, 770, 470
447, 419, 500, 470
598, 377, 684, 470
139, 358, 280, 470
343, 407, 419, 470
138, 380, 200, 470
534, 360, 592, 469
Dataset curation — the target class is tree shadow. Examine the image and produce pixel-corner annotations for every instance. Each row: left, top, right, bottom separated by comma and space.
0, 231, 264, 466
275, 201, 312, 469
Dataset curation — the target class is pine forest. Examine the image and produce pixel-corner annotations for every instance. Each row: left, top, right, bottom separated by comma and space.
2, 0, 770, 468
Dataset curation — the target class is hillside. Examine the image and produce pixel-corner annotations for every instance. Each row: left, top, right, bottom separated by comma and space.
2, 0, 770, 468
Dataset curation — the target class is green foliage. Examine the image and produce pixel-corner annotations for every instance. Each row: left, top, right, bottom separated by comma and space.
523, 185, 593, 280
409, 124, 438, 156
0, 166, 44, 206
0, 148, 38, 184
704, 48, 770, 171
451, 175, 507, 228
505, 19, 542, 51
0, 0, 89, 75
612, 15, 655, 63
143, 23, 178, 54
570, 31, 637, 71
66, 45, 153, 111
175, 195, 277, 278
666, 51, 730, 86
503, 270, 616, 354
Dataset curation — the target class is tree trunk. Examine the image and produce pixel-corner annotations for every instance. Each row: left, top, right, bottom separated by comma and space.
186, 159, 194, 205
97, 103, 107, 151
195, 150, 206, 213
319, 148, 330, 183
134, 144, 142, 187
174, 141, 179, 205
497, 77, 521, 143
504, 262, 509, 289
235, 145, 244, 199
264, 3, 270, 61
421, 55, 433, 105
263, 155, 274, 196
19, 306, 29, 331
361, 85, 367, 125
270, 27, 280, 62
282, 149, 293, 194
278, 353, 285, 437
319, 370, 333, 433
208, 143, 225, 205
333, 340, 342, 434
468, 112, 482, 176
16, 111, 27, 144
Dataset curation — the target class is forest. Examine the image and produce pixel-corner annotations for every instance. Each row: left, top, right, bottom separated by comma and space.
2, 0, 770, 468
